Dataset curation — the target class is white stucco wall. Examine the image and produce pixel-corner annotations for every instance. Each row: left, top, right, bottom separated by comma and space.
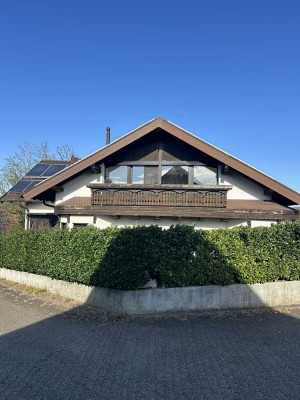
68, 215, 94, 228
63, 216, 251, 230
54, 167, 272, 207
251, 220, 277, 228
219, 169, 271, 200
27, 202, 55, 214
55, 170, 103, 204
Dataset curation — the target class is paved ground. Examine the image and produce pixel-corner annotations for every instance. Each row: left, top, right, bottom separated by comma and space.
1, 280, 300, 400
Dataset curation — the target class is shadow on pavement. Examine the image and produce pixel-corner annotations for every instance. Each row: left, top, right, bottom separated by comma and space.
1, 278, 300, 400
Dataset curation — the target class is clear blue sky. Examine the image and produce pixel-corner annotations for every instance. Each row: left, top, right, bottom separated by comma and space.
1, 0, 300, 192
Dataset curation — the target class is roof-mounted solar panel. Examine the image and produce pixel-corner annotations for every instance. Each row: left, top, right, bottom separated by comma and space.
25, 181, 39, 191
8, 179, 41, 193
8, 180, 34, 193
26, 164, 50, 176
42, 164, 67, 176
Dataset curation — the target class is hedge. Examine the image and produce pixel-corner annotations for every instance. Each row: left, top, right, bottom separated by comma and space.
0, 222, 300, 290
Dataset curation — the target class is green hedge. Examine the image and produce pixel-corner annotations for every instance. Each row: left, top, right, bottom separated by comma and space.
0, 222, 300, 290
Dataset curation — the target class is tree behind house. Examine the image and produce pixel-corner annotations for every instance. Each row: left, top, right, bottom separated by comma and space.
0, 142, 77, 231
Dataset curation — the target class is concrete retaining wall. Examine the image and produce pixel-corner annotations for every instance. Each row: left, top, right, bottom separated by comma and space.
1, 267, 300, 314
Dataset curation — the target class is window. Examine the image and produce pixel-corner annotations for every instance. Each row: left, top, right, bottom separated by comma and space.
104, 165, 217, 185
131, 166, 158, 184
132, 166, 144, 184
193, 166, 217, 185
73, 223, 88, 228
105, 166, 127, 184
161, 166, 188, 184
145, 166, 158, 184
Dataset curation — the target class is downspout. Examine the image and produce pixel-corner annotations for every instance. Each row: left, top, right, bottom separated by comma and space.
18, 202, 30, 230
42, 200, 55, 208
42, 200, 62, 228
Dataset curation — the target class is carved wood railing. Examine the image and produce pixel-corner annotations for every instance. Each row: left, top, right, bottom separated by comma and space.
88, 184, 232, 208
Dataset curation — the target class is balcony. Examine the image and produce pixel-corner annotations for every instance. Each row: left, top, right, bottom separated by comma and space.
88, 184, 232, 209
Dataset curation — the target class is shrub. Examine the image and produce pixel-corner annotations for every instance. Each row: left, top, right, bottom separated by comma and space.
96, 225, 163, 290
0, 221, 300, 290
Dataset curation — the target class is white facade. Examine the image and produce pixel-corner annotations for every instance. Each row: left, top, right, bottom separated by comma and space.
56, 171, 103, 204
219, 170, 271, 201
26, 165, 284, 230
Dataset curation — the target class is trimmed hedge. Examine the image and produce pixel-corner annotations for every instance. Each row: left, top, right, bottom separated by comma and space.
0, 222, 300, 290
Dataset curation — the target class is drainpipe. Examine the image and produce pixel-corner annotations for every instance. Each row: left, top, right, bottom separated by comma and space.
18, 202, 30, 230
42, 200, 55, 208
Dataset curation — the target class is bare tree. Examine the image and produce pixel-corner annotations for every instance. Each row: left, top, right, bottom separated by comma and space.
0, 142, 77, 195
55, 144, 76, 161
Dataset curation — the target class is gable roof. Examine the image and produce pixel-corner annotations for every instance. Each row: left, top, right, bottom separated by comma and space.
23, 118, 300, 204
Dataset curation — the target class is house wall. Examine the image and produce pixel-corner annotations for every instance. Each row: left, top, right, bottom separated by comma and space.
59, 215, 251, 230
251, 220, 277, 228
55, 170, 103, 204
51, 167, 277, 230
56, 168, 271, 209
219, 169, 271, 201
55, 165, 271, 207
27, 202, 55, 214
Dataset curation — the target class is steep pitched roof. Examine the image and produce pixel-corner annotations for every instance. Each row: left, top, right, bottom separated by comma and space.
23, 118, 300, 204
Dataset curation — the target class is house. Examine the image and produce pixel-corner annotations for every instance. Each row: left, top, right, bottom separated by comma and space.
3, 118, 300, 229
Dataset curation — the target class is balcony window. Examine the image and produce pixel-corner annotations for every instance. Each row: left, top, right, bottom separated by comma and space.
105, 165, 217, 185
132, 166, 158, 184
132, 166, 144, 184
193, 166, 217, 185
105, 166, 127, 184
161, 166, 188, 185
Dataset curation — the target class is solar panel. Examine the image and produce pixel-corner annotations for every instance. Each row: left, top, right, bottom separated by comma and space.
26, 164, 50, 176
42, 164, 67, 176
8, 180, 34, 193
25, 180, 40, 191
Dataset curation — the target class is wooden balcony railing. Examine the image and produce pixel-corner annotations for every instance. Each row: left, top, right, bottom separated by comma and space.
88, 184, 232, 208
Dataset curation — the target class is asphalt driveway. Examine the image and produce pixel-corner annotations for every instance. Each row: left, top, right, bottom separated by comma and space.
1, 280, 300, 400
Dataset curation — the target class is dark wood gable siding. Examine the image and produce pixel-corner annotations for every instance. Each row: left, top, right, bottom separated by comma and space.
103, 129, 218, 166
103, 129, 159, 165
161, 131, 217, 165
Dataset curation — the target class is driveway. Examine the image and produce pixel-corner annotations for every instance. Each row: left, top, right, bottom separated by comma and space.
1, 280, 300, 400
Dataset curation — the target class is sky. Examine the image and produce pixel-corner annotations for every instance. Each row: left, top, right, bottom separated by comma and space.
1, 0, 300, 192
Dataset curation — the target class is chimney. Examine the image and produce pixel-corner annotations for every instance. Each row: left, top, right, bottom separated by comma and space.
106, 127, 111, 145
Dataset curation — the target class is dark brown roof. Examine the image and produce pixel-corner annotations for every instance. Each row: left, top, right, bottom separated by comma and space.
23, 118, 300, 204
226, 200, 292, 211
54, 197, 297, 220
56, 197, 294, 212
0, 192, 25, 202
56, 197, 91, 208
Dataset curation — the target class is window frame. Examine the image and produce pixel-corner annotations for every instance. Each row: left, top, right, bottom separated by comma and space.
104, 163, 218, 186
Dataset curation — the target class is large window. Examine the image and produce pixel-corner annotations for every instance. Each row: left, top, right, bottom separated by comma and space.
105, 166, 127, 183
161, 166, 188, 184
132, 166, 158, 184
105, 165, 217, 185
193, 166, 217, 185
